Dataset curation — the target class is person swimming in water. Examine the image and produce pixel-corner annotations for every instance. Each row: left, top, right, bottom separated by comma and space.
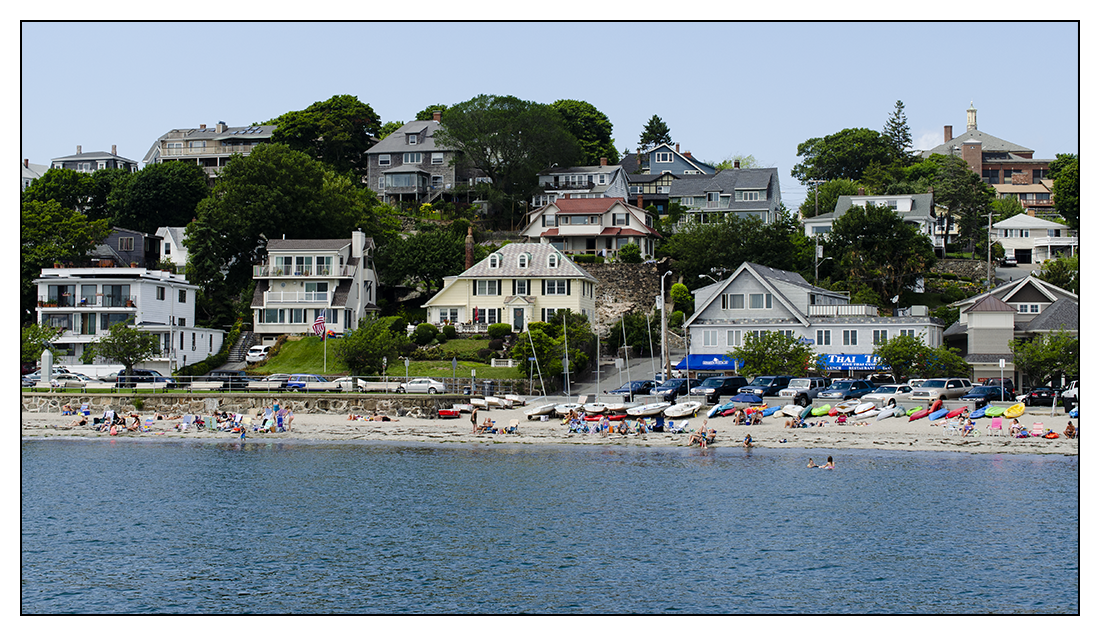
823, 456, 834, 469
807, 458, 818, 468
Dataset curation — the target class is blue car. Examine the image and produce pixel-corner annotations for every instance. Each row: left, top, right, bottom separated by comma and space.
606, 380, 655, 399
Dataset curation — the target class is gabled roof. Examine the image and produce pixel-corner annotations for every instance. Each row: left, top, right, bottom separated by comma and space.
22, 162, 48, 180
667, 168, 779, 206
647, 143, 716, 173
265, 238, 352, 252
963, 295, 1016, 313
950, 275, 1078, 310
993, 213, 1067, 229
1025, 298, 1079, 332
52, 150, 138, 164
921, 128, 1033, 158
538, 164, 623, 176
156, 226, 187, 245
143, 124, 276, 163
455, 243, 597, 281
684, 261, 839, 329
522, 197, 661, 238
366, 120, 454, 154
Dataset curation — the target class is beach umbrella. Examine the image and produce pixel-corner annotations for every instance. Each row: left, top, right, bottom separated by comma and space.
730, 393, 763, 404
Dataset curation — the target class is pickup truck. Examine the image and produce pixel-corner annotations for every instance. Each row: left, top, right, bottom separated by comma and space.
910, 378, 973, 402
778, 377, 829, 406
1061, 380, 1078, 411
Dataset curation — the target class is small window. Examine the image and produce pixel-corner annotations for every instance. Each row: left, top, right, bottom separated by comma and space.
703, 330, 718, 346
655, 152, 673, 163
488, 254, 500, 269
163, 243, 171, 255
118, 236, 135, 251
872, 329, 888, 345
545, 280, 567, 295
156, 287, 165, 301
727, 330, 740, 346
749, 293, 772, 309
843, 330, 857, 346
378, 154, 391, 166
178, 289, 187, 303
548, 254, 559, 268
403, 153, 422, 164
900, 329, 915, 338
516, 279, 528, 295
407, 134, 418, 145
817, 330, 831, 346
431, 153, 444, 165
613, 213, 628, 226
518, 254, 529, 269
598, 174, 606, 185
543, 214, 557, 227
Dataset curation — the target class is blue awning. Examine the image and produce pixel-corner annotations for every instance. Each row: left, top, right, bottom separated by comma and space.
820, 354, 889, 371
674, 354, 741, 371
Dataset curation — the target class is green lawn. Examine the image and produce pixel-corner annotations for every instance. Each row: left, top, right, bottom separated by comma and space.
250, 337, 524, 379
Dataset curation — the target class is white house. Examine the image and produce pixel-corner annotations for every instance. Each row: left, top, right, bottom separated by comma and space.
683, 262, 944, 376
34, 266, 224, 375
520, 197, 661, 260
803, 193, 942, 250
531, 160, 631, 208
991, 213, 1077, 264
154, 226, 189, 271
250, 230, 379, 340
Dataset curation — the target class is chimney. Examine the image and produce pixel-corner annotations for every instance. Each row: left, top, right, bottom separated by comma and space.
77, 145, 82, 155
966, 102, 977, 131
637, 195, 644, 208
23, 159, 28, 168
432, 110, 442, 122
600, 157, 607, 166
857, 187, 865, 196
734, 160, 740, 169
961, 139, 982, 175
675, 143, 680, 153
944, 125, 953, 143
216, 121, 227, 133
112, 144, 117, 156
199, 124, 206, 130
465, 226, 474, 270
684, 151, 692, 159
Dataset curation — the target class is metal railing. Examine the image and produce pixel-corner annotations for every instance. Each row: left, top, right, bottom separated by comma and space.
263, 291, 330, 303
38, 295, 137, 308
252, 265, 356, 277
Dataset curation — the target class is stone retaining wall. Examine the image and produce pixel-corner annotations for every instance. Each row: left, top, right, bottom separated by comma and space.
581, 259, 673, 336
932, 259, 988, 280
22, 393, 460, 418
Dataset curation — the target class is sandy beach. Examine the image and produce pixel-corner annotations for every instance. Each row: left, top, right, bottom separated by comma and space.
21, 403, 1078, 456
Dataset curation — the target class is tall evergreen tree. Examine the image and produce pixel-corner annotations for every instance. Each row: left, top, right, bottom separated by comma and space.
882, 100, 913, 164
638, 115, 672, 153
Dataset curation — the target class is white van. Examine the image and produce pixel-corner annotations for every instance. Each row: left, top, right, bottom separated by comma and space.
246, 345, 272, 363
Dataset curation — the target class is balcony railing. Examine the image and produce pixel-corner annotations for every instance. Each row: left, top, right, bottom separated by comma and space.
808, 304, 880, 317
162, 145, 257, 157
263, 291, 329, 304
253, 265, 356, 278
38, 296, 136, 308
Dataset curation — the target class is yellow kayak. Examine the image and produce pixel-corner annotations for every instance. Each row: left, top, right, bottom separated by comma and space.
1003, 402, 1025, 419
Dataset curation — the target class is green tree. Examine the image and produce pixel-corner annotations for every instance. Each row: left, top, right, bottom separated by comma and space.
730, 331, 823, 377
21, 323, 63, 368
1037, 254, 1079, 295
617, 242, 642, 263
94, 319, 162, 377
791, 128, 895, 184
510, 311, 594, 380
376, 224, 467, 297
21, 199, 110, 323
670, 282, 693, 315
990, 195, 1026, 223
873, 333, 930, 380
882, 100, 914, 164
414, 104, 448, 121
926, 154, 995, 252
185, 143, 380, 326
21, 168, 94, 213
827, 203, 936, 304
108, 161, 210, 234
269, 94, 381, 176
336, 315, 409, 376
712, 154, 760, 171
605, 311, 659, 356
1051, 155, 1078, 229
1013, 330, 1079, 387
550, 99, 619, 165
378, 121, 404, 139
921, 346, 970, 379
1047, 153, 1078, 181
434, 94, 581, 215
799, 179, 860, 219
638, 114, 671, 153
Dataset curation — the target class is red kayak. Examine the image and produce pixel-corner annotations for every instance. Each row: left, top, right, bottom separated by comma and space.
438, 409, 461, 419
909, 408, 930, 421
583, 414, 627, 421
828, 406, 839, 417
947, 407, 966, 418
931, 399, 943, 412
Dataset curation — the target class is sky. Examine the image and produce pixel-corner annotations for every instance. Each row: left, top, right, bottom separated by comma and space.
20, 21, 1080, 210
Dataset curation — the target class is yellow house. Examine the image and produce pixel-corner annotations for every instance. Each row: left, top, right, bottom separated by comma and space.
422, 243, 597, 332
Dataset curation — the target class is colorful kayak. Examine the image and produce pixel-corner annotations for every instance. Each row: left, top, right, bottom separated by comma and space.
947, 407, 967, 418
761, 405, 782, 417
1070, 407, 1078, 418
828, 407, 839, 417
836, 399, 861, 413
811, 404, 832, 417
928, 408, 950, 421
854, 401, 876, 414
876, 406, 899, 420
985, 406, 1006, 417
1003, 402, 1025, 419
583, 414, 628, 421
906, 406, 922, 416
856, 408, 880, 419
909, 407, 930, 421
800, 404, 815, 420
781, 404, 804, 418
970, 405, 988, 419
930, 399, 943, 413
707, 404, 723, 418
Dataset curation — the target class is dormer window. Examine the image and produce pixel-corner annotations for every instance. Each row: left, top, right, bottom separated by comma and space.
655, 152, 673, 163
548, 254, 559, 268
518, 254, 530, 269
407, 134, 418, 145
489, 254, 500, 269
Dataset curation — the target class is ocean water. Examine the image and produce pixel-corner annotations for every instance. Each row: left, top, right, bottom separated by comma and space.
21, 438, 1078, 614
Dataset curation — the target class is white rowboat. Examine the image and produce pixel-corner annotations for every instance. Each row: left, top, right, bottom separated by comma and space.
664, 401, 704, 418
626, 402, 671, 417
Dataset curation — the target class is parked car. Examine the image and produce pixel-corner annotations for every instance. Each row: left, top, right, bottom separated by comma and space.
863, 373, 898, 386
778, 377, 829, 406
333, 376, 368, 392
650, 378, 698, 399
862, 384, 913, 408
907, 378, 929, 389
51, 372, 93, 388
116, 369, 176, 389
21, 371, 44, 387
206, 369, 252, 391
910, 378, 973, 402
818, 379, 876, 401
982, 377, 1016, 398
1002, 256, 1017, 267
738, 375, 795, 397
960, 386, 1013, 409
245, 345, 272, 363
249, 373, 290, 391
1018, 386, 1059, 407
690, 376, 749, 403
286, 374, 339, 392
1060, 380, 1078, 411
607, 380, 656, 399
396, 377, 446, 394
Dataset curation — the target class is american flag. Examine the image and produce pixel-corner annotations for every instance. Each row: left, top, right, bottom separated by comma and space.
313, 313, 326, 336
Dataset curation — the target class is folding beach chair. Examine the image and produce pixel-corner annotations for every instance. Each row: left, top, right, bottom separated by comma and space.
987, 417, 1004, 437
81, 403, 91, 417
941, 421, 962, 436
142, 416, 153, 432
1031, 422, 1045, 437
179, 414, 193, 432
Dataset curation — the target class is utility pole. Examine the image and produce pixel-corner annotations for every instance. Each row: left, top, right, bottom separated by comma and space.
660, 271, 672, 381
987, 209, 993, 290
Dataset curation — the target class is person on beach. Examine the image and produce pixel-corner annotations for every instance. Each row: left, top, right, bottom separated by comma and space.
743, 433, 753, 448
734, 409, 746, 426
1064, 421, 1076, 439
823, 456, 834, 469
471, 407, 480, 433
688, 421, 708, 447
1010, 419, 1024, 436
807, 458, 818, 468
68, 414, 88, 427
750, 410, 763, 426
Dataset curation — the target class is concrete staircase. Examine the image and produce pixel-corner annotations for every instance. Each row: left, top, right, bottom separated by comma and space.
227, 331, 255, 363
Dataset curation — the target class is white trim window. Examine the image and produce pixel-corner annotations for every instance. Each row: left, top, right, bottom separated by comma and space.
378, 154, 391, 166
681, 197, 694, 207
655, 152, 673, 163
598, 174, 607, 185
118, 236, 135, 251
407, 133, 418, 145
727, 330, 741, 346
816, 329, 831, 346
476, 280, 499, 295
488, 254, 500, 269
1017, 304, 1040, 313
722, 293, 745, 310
707, 192, 720, 208
900, 329, 915, 338
749, 293, 773, 309
545, 280, 567, 295
872, 329, 888, 345
440, 308, 459, 323
431, 175, 443, 188
548, 254, 559, 268
703, 330, 718, 346
735, 190, 762, 201
843, 330, 858, 346
431, 153, 444, 165
403, 153, 422, 164
518, 254, 529, 268
515, 279, 529, 295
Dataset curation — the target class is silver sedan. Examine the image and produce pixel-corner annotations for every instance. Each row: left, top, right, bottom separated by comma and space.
396, 378, 446, 394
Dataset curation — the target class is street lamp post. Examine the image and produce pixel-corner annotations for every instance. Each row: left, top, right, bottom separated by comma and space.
660, 271, 673, 382
814, 234, 833, 286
